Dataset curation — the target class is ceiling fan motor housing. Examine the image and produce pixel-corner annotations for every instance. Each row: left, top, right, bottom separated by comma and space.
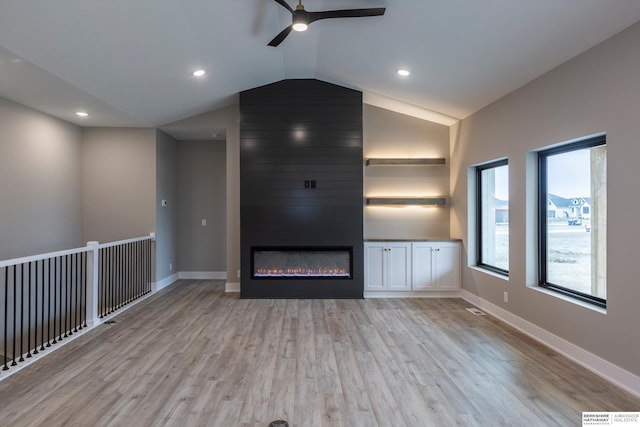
292, 8, 309, 31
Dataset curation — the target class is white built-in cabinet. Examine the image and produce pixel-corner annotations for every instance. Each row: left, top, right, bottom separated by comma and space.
364, 241, 460, 294
411, 241, 460, 291
364, 242, 411, 291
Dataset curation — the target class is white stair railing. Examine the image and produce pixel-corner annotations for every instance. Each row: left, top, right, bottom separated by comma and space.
0, 233, 155, 374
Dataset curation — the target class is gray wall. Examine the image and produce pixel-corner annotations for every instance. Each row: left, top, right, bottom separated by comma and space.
364, 105, 450, 239
156, 130, 179, 280
159, 104, 240, 285
177, 140, 226, 272
450, 22, 640, 375
82, 128, 156, 243
0, 97, 83, 259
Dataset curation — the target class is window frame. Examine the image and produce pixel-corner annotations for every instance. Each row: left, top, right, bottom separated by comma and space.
476, 158, 509, 276
538, 135, 606, 308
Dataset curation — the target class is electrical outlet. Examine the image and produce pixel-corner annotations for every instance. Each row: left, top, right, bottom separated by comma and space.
237, 269, 241, 278
169, 263, 173, 271
504, 291, 509, 303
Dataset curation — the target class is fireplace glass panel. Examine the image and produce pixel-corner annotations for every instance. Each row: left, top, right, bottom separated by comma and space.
252, 247, 352, 279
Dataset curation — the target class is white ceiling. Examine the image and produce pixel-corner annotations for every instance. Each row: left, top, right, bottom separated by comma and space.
1, 0, 639, 139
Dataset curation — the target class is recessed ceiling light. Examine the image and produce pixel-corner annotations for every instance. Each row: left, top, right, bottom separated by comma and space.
397, 69, 411, 77
76, 111, 88, 117
193, 69, 206, 77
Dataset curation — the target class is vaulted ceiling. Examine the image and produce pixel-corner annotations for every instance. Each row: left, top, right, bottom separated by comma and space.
1, 1, 639, 139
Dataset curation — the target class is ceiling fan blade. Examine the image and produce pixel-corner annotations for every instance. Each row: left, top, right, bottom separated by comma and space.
268, 25, 293, 46
308, 8, 385, 24
272, 0, 294, 14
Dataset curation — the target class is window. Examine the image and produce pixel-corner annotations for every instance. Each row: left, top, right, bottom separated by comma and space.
476, 159, 509, 275
538, 135, 606, 308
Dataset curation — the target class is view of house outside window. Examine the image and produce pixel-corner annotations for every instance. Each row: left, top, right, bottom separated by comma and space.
541, 138, 606, 304
477, 160, 509, 274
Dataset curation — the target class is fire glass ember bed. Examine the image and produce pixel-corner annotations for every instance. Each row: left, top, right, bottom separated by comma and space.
251, 247, 353, 279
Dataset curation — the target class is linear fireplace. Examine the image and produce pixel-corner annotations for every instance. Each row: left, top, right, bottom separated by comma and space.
251, 247, 353, 279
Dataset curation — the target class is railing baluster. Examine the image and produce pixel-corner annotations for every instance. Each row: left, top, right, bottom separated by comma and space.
3, 266, 8, 371
40, 259, 45, 351
74, 252, 79, 333
105, 248, 108, 316
118, 244, 123, 308
81, 252, 86, 328
104, 248, 107, 315
47, 259, 52, 347
12, 265, 17, 366
19, 264, 25, 362
98, 248, 103, 318
122, 244, 125, 306
53, 257, 58, 344
69, 254, 73, 333
33, 261, 39, 355
61, 255, 65, 340
143, 240, 146, 294
129, 242, 132, 302
118, 244, 122, 309
67, 255, 71, 336
27, 262, 32, 358
108, 246, 113, 315
62, 256, 67, 339
121, 244, 125, 305
148, 238, 152, 293
143, 240, 147, 294
106, 246, 110, 315
136, 241, 140, 299
141, 240, 144, 295
110, 247, 114, 312
126, 243, 130, 304
122, 244, 126, 305
63, 255, 67, 338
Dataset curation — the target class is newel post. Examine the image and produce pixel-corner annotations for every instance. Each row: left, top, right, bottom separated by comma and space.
86, 241, 100, 327
149, 232, 157, 292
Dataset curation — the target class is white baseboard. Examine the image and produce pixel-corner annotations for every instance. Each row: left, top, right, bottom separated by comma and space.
154, 273, 178, 291
178, 271, 227, 280
225, 282, 240, 292
364, 290, 461, 298
459, 289, 640, 399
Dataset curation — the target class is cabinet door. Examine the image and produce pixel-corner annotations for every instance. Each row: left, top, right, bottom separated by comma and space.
387, 243, 411, 291
434, 243, 460, 290
364, 243, 386, 290
411, 242, 435, 291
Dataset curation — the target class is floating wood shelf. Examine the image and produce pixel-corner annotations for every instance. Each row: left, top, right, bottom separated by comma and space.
366, 158, 446, 166
366, 197, 447, 206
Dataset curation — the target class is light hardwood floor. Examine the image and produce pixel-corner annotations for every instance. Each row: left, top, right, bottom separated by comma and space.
0, 279, 638, 426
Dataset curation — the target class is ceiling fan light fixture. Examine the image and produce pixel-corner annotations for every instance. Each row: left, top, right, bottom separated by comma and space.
292, 10, 309, 31
292, 22, 308, 31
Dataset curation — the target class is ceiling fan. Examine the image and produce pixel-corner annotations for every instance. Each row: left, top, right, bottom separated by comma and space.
268, 0, 386, 47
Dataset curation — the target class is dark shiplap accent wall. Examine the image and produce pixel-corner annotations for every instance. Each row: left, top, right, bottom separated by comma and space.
240, 79, 363, 298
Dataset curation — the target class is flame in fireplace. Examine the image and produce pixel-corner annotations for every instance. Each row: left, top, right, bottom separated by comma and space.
255, 267, 349, 277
